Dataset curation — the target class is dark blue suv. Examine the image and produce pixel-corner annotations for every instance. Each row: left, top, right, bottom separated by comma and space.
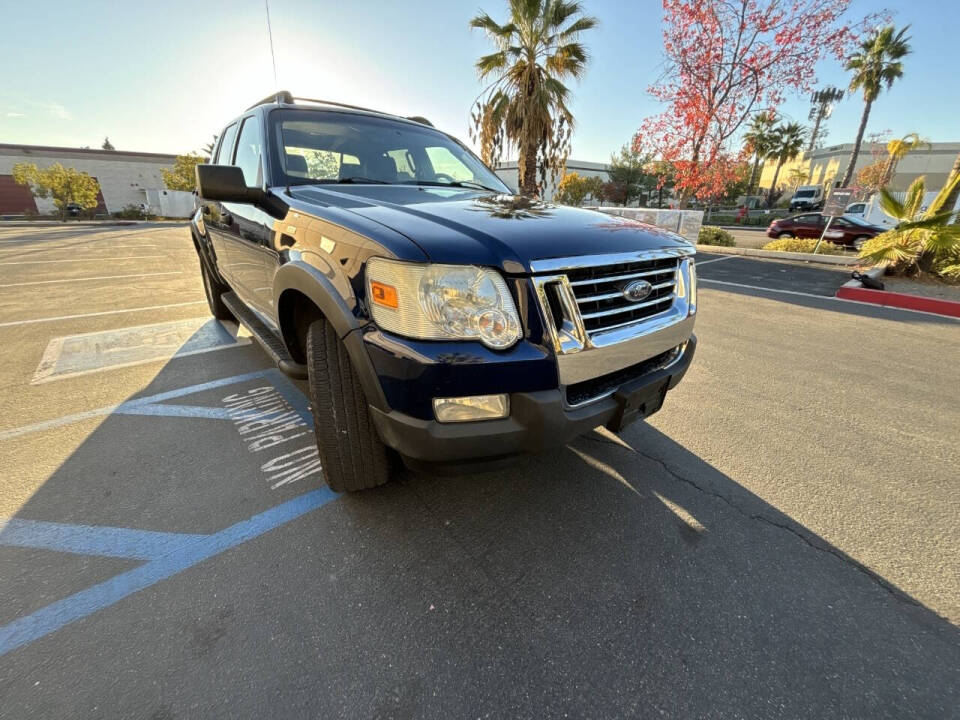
192, 92, 698, 492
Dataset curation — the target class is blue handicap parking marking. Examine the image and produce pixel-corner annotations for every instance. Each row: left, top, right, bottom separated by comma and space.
0, 519, 207, 559
0, 368, 328, 657
0, 488, 339, 657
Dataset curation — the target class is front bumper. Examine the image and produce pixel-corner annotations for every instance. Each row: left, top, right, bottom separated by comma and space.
369, 335, 696, 467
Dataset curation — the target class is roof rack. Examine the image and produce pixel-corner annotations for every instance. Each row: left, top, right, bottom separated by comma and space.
245, 91, 431, 126
246, 90, 294, 110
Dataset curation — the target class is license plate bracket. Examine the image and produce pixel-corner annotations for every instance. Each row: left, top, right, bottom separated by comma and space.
605, 377, 670, 432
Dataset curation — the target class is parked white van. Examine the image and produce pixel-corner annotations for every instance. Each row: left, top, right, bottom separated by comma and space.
789, 185, 824, 212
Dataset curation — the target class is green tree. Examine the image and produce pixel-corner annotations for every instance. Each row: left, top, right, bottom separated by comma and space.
841, 25, 912, 187
742, 112, 778, 194
469, 0, 598, 196
161, 153, 206, 192
605, 144, 652, 206
859, 173, 960, 278
101, 137, 115, 151
12, 163, 101, 221
647, 160, 677, 207
765, 122, 807, 207
555, 171, 602, 205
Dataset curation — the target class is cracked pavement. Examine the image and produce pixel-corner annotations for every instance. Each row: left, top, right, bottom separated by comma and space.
1, 226, 958, 718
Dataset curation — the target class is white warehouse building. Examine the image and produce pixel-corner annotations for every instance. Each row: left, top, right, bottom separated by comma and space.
0, 143, 193, 217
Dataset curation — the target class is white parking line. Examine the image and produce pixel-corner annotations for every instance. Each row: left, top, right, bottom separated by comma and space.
0, 301, 206, 328
0, 271, 182, 288
698, 278, 960, 320
0, 256, 164, 265
695, 256, 737, 266
698, 278, 831, 298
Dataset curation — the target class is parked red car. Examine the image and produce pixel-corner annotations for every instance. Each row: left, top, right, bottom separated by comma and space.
766, 213, 884, 250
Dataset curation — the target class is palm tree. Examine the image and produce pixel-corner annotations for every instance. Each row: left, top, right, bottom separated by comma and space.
840, 25, 912, 187
881, 133, 928, 187
939, 152, 960, 221
859, 173, 960, 278
742, 112, 778, 194
469, 0, 597, 196
765, 122, 807, 207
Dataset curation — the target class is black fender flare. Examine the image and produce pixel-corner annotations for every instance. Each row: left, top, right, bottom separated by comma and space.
189, 212, 228, 287
273, 259, 389, 411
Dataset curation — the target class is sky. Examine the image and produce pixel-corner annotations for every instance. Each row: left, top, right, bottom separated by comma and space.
0, 0, 956, 162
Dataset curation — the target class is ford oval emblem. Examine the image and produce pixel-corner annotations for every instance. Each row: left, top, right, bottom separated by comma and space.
622, 279, 653, 302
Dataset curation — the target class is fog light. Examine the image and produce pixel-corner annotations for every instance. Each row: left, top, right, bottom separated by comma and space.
433, 394, 509, 423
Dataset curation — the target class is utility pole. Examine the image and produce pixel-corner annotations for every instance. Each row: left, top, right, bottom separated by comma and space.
807, 87, 844, 154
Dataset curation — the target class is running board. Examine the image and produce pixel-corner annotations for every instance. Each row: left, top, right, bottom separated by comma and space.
221, 292, 309, 380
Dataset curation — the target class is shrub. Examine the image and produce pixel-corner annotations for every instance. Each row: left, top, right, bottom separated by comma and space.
698, 225, 736, 246
762, 238, 845, 255
858, 175, 960, 280
112, 204, 146, 220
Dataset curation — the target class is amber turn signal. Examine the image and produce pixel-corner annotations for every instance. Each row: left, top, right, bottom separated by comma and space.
370, 281, 399, 309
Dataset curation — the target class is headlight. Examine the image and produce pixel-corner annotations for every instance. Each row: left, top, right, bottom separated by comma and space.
366, 258, 522, 349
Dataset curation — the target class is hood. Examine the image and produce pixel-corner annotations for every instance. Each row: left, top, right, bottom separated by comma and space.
288, 185, 691, 273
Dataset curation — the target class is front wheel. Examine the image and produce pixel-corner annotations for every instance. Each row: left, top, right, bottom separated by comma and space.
777, 232, 795, 239
852, 236, 870, 252
305, 318, 393, 493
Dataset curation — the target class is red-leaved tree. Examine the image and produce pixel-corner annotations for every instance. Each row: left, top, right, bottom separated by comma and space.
635, 0, 884, 207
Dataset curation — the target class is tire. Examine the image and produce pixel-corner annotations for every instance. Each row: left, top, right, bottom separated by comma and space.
853, 236, 870, 251
200, 258, 233, 320
305, 318, 393, 492
777, 232, 795, 239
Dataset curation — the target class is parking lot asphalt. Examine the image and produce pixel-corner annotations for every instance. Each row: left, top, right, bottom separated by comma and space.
1, 224, 958, 719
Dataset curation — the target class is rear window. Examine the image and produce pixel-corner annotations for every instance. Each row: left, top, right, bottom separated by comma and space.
215, 123, 238, 164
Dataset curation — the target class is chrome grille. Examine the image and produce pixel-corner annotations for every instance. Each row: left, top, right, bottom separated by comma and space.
564, 257, 678, 334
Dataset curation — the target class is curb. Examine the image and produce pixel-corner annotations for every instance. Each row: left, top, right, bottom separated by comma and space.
695, 244, 858, 266
837, 269, 960, 318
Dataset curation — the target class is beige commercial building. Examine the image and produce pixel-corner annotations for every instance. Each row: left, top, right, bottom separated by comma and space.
758, 141, 960, 194
0, 143, 185, 216
495, 159, 609, 200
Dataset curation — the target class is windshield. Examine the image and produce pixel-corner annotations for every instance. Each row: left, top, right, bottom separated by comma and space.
846, 215, 874, 227
794, 190, 816, 198
268, 109, 510, 192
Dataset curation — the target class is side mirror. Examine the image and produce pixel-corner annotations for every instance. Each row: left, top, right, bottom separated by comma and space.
195, 165, 261, 204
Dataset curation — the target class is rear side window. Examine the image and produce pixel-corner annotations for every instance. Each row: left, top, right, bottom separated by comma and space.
234, 116, 262, 186
215, 123, 238, 164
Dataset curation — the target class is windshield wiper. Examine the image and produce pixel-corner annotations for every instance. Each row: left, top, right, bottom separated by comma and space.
336, 177, 390, 184
286, 177, 390, 187
403, 180, 503, 194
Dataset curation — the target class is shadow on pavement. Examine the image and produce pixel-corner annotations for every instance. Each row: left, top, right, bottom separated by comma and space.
699, 256, 960, 326
1, 343, 958, 718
